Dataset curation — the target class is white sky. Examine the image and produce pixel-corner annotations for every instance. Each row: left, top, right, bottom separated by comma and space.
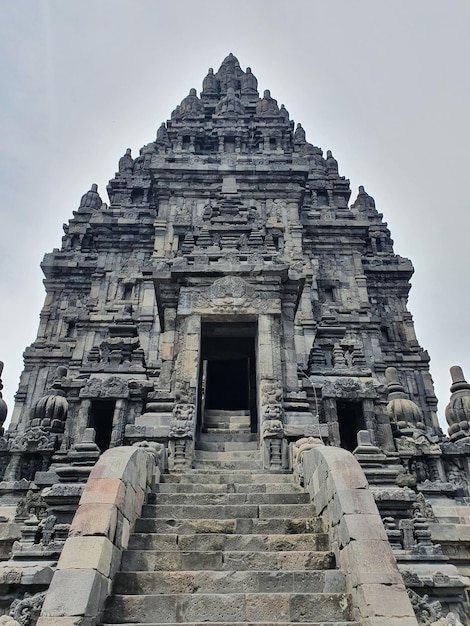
0, 0, 469, 430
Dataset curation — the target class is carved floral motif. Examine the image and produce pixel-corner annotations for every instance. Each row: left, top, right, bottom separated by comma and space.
80, 376, 129, 399
9, 428, 57, 453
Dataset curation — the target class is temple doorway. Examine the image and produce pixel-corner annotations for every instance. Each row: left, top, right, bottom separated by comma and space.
198, 322, 257, 433
336, 400, 365, 452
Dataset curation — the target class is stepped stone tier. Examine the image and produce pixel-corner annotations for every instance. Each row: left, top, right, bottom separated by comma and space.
0, 53, 469, 624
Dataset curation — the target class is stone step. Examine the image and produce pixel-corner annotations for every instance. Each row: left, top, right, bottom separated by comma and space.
192, 459, 264, 470
127, 532, 330, 552
135, 517, 325, 535
204, 410, 251, 417
196, 440, 259, 452
120, 549, 336, 572
161, 471, 293, 484
203, 414, 251, 432
154, 481, 303, 494
147, 491, 310, 506
112, 569, 346, 595
103, 592, 352, 623
196, 432, 257, 442
102, 622, 359, 626
141, 503, 315, 519
194, 449, 262, 461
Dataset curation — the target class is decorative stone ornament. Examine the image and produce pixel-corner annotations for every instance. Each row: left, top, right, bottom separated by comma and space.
445, 365, 470, 441
385, 366, 423, 431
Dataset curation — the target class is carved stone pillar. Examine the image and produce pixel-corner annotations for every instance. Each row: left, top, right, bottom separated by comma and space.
75, 398, 92, 444
110, 399, 126, 448
4, 451, 21, 482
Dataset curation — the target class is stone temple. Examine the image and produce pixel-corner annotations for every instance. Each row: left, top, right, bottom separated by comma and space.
0, 54, 469, 625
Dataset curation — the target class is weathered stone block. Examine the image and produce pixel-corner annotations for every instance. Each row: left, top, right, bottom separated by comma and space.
246, 592, 290, 621
340, 540, 404, 586
79, 478, 126, 509
328, 488, 377, 524
41, 569, 111, 617
69, 503, 117, 539
37, 618, 94, 626
57, 536, 120, 578
339, 513, 388, 545
355, 583, 416, 620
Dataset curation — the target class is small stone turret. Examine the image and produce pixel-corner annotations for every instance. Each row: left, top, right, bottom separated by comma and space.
445, 365, 470, 441
0, 361, 8, 436
78, 183, 102, 212
385, 366, 423, 432
202, 67, 218, 95
240, 66, 258, 95
118, 148, 133, 173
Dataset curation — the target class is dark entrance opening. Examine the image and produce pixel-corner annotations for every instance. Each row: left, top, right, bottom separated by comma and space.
89, 399, 115, 452
199, 322, 257, 432
336, 400, 365, 452
205, 358, 249, 410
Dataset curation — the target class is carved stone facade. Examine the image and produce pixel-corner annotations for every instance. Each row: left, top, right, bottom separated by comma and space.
0, 54, 469, 621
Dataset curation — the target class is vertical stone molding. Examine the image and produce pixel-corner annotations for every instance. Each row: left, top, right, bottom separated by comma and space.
301, 444, 418, 625
37, 445, 159, 626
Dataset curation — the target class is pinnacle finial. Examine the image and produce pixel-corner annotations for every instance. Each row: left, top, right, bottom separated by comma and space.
0, 361, 8, 433
385, 367, 423, 430
79, 184, 102, 211
446, 365, 470, 439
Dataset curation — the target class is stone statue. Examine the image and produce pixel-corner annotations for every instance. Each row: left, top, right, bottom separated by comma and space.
202, 67, 218, 95
240, 67, 258, 94
78, 184, 102, 211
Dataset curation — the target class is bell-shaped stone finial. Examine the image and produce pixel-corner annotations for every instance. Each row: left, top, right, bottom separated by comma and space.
79, 184, 102, 211
351, 185, 377, 215
202, 67, 219, 95
30, 391, 68, 433
0, 361, 8, 435
445, 365, 470, 440
172, 88, 204, 120
279, 104, 289, 120
293, 123, 306, 145
240, 67, 258, 95
215, 87, 245, 117
326, 150, 339, 175
385, 367, 423, 431
118, 148, 133, 173
216, 53, 242, 91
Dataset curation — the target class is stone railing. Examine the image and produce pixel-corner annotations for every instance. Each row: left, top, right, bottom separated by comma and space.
301, 443, 419, 626
37, 445, 159, 626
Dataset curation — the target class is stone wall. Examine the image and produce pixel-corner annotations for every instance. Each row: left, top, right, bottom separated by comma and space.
37, 445, 158, 626
301, 442, 418, 625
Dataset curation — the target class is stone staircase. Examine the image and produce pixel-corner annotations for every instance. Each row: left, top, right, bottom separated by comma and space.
194, 432, 262, 470
100, 465, 358, 625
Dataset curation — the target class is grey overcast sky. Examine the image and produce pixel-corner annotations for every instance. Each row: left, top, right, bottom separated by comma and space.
0, 0, 469, 429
